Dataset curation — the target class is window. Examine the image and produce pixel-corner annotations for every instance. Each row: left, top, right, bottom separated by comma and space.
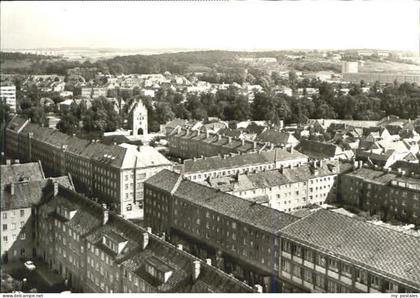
304, 249, 313, 262
20, 221, 24, 228
3, 236, 8, 242
328, 259, 338, 272
356, 269, 367, 285
304, 269, 312, 282
316, 255, 326, 267
341, 263, 352, 277
371, 275, 381, 289
2, 224, 7, 231
2, 213, 6, 220
315, 274, 324, 288
281, 259, 291, 273
12, 223, 16, 230
20, 233, 26, 240
20, 210, 25, 217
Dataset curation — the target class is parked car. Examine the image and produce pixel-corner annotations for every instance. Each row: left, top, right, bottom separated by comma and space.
24, 261, 36, 271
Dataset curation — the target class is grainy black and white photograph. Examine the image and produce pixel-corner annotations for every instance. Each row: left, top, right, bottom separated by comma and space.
0, 0, 419, 296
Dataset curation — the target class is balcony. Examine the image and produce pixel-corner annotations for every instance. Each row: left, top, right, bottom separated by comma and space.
281, 251, 292, 259
314, 265, 326, 274
327, 270, 339, 280
355, 282, 368, 292
369, 287, 381, 293
281, 271, 291, 280
303, 281, 314, 290
339, 275, 352, 285
303, 260, 314, 269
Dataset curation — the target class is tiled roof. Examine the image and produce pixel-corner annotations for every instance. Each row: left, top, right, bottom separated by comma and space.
2, 176, 73, 210
280, 209, 420, 289
148, 170, 298, 233
346, 167, 397, 185
256, 130, 297, 146
13, 116, 170, 169
183, 149, 307, 174
6, 116, 29, 132
391, 161, 420, 176
41, 183, 253, 293
1, 162, 44, 186
296, 139, 341, 159
212, 161, 339, 192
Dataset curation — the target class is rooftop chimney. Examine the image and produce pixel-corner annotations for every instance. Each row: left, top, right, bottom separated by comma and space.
6, 159, 11, 166
53, 181, 59, 196
241, 139, 245, 146
102, 204, 109, 225
206, 258, 212, 266
253, 142, 257, 149
146, 227, 152, 233
192, 260, 201, 281
253, 285, 263, 293
177, 244, 183, 251
142, 232, 149, 250
14, 159, 20, 164
228, 136, 232, 144
217, 134, 221, 141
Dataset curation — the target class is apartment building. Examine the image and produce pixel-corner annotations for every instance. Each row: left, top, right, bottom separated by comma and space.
1, 161, 73, 262
278, 209, 420, 293
339, 166, 420, 225
167, 127, 273, 159
182, 148, 308, 183
255, 130, 300, 149
208, 160, 339, 212
4, 116, 173, 219
36, 184, 254, 293
0, 84, 16, 113
144, 169, 299, 292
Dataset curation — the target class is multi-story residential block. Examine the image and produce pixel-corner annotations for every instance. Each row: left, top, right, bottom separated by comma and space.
4, 116, 173, 219
338, 166, 420, 225
278, 209, 420, 293
168, 127, 274, 159
144, 169, 300, 292
36, 184, 254, 293
144, 169, 420, 293
0, 84, 17, 113
181, 148, 308, 183
1, 161, 73, 262
208, 160, 339, 212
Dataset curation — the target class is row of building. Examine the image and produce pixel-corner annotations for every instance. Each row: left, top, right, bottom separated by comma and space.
143, 169, 420, 293
4, 116, 172, 219
0, 161, 253, 293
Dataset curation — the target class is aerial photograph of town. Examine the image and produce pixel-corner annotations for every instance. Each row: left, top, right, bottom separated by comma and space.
1, 0, 419, 296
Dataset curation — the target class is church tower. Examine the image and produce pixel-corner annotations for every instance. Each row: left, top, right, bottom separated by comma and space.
130, 99, 148, 136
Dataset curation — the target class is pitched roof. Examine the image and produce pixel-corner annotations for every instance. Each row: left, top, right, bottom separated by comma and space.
256, 130, 298, 146
147, 170, 298, 233
280, 209, 420, 289
296, 139, 341, 159
1, 162, 44, 186
2, 176, 73, 210
183, 149, 307, 174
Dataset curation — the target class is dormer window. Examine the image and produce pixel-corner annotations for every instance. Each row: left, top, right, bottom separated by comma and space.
102, 232, 128, 255
145, 257, 173, 283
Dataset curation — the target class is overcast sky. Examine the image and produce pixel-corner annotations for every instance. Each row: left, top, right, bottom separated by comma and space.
1, 0, 419, 52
